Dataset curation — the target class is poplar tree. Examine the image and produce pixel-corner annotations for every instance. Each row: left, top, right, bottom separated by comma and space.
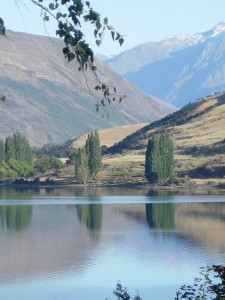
75, 148, 89, 184
145, 133, 174, 184
0, 139, 5, 163
85, 131, 102, 179
5, 136, 16, 161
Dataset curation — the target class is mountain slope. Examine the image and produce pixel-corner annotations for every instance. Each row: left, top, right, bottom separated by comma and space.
105, 23, 225, 108
104, 92, 225, 185
65, 123, 148, 149
0, 31, 175, 146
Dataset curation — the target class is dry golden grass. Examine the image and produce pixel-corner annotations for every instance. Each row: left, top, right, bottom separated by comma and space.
66, 123, 148, 148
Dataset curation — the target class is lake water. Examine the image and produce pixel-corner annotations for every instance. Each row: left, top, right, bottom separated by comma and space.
0, 186, 224, 300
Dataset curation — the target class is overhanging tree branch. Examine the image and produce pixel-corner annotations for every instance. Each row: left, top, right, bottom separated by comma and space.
29, 0, 126, 110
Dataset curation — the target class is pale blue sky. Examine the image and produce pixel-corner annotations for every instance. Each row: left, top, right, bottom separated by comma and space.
2, 0, 225, 55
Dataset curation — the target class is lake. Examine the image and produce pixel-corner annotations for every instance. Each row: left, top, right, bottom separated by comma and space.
0, 186, 224, 300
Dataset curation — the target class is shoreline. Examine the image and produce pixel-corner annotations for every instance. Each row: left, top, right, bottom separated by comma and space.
1, 179, 225, 195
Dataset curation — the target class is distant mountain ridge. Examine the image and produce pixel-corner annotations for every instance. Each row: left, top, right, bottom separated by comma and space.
104, 22, 225, 108
0, 31, 174, 146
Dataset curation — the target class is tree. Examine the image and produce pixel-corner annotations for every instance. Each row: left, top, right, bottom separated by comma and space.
75, 148, 89, 184
0, 17, 6, 36
5, 136, 16, 161
85, 131, 102, 179
145, 133, 174, 184
0, 139, 5, 163
8, 0, 125, 111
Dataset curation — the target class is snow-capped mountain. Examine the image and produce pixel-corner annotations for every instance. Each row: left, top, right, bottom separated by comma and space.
104, 22, 225, 108
105, 22, 225, 75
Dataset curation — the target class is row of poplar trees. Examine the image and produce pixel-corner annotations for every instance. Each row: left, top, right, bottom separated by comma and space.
75, 131, 102, 184
145, 133, 174, 184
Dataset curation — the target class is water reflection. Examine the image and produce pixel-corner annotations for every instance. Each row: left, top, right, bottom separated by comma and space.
0, 188, 32, 199
0, 205, 32, 230
145, 203, 175, 229
0, 196, 223, 300
76, 203, 103, 231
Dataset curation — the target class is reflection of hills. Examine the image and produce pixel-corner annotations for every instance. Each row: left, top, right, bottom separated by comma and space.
0, 200, 224, 284
113, 202, 225, 251
174, 203, 225, 252
0, 205, 99, 283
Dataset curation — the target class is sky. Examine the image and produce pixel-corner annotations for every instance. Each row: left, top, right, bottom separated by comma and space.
2, 0, 225, 56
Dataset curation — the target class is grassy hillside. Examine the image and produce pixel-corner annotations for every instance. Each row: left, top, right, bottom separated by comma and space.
65, 123, 148, 148
102, 92, 225, 186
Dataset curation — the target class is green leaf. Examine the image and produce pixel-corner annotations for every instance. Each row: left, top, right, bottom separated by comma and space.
49, 3, 54, 10
85, 1, 90, 7
56, 12, 62, 20
67, 52, 75, 62
43, 15, 50, 22
0, 96, 6, 102
111, 31, 115, 40
103, 17, 108, 25
119, 37, 124, 46
96, 39, 102, 46
115, 32, 120, 41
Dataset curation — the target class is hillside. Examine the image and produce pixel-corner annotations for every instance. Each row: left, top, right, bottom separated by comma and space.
105, 23, 225, 108
65, 123, 148, 149
0, 31, 174, 147
40, 92, 225, 187
100, 92, 225, 186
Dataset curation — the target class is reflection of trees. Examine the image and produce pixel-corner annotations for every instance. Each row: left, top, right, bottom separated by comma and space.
0, 205, 32, 230
0, 187, 32, 199
145, 203, 175, 229
76, 204, 102, 231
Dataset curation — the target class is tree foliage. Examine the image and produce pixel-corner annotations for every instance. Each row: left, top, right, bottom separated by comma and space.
75, 147, 89, 184
27, 0, 125, 110
0, 17, 6, 35
85, 130, 102, 179
175, 265, 225, 300
113, 265, 225, 300
34, 155, 63, 173
75, 130, 102, 183
0, 132, 33, 181
145, 133, 174, 184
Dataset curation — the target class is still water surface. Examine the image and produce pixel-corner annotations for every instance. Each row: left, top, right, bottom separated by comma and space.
0, 187, 224, 300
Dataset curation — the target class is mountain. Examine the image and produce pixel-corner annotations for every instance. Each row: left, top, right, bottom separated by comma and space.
105, 23, 225, 108
0, 31, 175, 147
104, 91, 225, 185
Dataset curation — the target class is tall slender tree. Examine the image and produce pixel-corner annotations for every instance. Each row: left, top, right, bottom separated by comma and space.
85, 131, 102, 179
0, 139, 5, 163
75, 148, 89, 184
5, 136, 16, 161
145, 133, 174, 184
